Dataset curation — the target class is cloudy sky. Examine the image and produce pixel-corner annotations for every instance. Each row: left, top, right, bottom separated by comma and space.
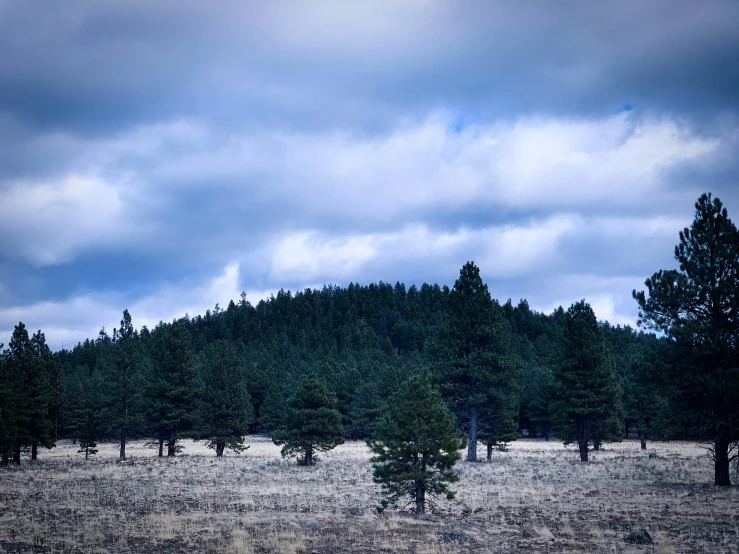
1, 0, 738, 349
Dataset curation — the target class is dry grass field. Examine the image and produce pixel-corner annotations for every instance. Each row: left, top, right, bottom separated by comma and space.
0, 438, 737, 554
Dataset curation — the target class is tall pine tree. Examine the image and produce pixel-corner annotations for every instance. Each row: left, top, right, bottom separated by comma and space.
634, 193, 739, 486
273, 375, 343, 465
551, 301, 623, 461
433, 262, 520, 462
195, 340, 254, 456
100, 311, 145, 459
147, 321, 199, 456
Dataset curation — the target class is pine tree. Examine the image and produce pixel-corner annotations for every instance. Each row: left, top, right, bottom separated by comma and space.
75, 365, 102, 459
0, 324, 59, 464
368, 374, 464, 515
100, 311, 144, 459
0, 341, 16, 466
551, 301, 623, 461
195, 340, 254, 456
433, 262, 521, 462
146, 321, 199, 457
273, 375, 344, 465
621, 341, 670, 450
257, 383, 286, 435
28, 330, 60, 461
633, 193, 739, 486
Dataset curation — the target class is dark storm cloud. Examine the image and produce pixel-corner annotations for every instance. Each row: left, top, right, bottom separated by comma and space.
1, 0, 737, 136
1, 0, 738, 348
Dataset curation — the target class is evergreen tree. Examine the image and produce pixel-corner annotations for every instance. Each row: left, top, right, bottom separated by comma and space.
195, 340, 254, 456
551, 301, 623, 461
28, 330, 60, 461
273, 375, 344, 465
0, 340, 16, 466
0, 324, 59, 464
634, 193, 739, 486
74, 364, 102, 459
146, 321, 199, 456
257, 382, 286, 435
433, 262, 520, 462
621, 342, 670, 450
100, 311, 144, 459
368, 374, 464, 515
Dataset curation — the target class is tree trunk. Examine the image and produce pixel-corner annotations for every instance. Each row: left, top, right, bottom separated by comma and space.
13, 446, 21, 465
216, 442, 225, 457
305, 445, 313, 466
487, 442, 493, 461
593, 440, 601, 451
31, 442, 38, 461
167, 431, 176, 457
85, 447, 89, 460
544, 424, 550, 441
158, 434, 164, 458
467, 406, 478, 462
576, 419, 589, 461
119, 428, 126, 460
714, 431, 731, 486
639, 430, 647, 450
72, 438, 77, 445
415, 480, 425, 515
1, 450, 8, 466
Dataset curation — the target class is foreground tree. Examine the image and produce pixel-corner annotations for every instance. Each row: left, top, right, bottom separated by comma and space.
195, 340, 254, 456
273, 375, 343, 465
368, 375, 464, 515
634, 193, 739, 486
434, 262, 520, 462
551, 302, 623, 461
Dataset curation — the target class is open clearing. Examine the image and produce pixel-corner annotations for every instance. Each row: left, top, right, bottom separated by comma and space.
0, 438, 737, 553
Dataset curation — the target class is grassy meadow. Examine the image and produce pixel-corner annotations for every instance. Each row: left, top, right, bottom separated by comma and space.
0, 438, 737, 553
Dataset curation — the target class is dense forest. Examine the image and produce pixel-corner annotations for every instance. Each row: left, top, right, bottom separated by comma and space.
1, 193, 737, 489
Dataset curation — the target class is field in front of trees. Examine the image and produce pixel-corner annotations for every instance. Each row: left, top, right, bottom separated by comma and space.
1, 438, 736, 554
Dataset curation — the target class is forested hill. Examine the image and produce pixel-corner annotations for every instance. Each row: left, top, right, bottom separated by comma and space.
48, 277, 662, 448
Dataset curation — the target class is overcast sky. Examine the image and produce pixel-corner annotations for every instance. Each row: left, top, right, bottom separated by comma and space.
1, 0, 738, 349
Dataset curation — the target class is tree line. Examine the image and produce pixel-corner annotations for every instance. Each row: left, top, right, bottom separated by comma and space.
1, 193, 737, 504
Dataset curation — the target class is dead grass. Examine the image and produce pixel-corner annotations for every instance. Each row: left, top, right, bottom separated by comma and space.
0, 438, 737, 553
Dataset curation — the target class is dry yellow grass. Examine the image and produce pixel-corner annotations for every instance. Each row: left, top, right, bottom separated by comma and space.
0, 438, 737, 553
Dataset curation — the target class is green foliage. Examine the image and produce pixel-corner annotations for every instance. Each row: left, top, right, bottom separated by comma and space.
146, 321, 200, 456
634, 193, 739, 485
346, 381, 383, 439
551, 301, 623, 461
368, 375, 464, 514
433, 262, 521, 461
195, 340, 254, 456
99, 311, 146, 459
0, 324, 59, 464
257, 382, 286, 435
273, 375, 344, 465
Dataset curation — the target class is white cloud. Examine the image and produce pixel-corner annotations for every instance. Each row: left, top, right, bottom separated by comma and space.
0, 175, 125, 266
123, 111, 720, 219
268, 213, 677, 284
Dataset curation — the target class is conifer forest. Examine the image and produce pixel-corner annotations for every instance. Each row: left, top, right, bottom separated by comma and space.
1, 193, 737, 553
